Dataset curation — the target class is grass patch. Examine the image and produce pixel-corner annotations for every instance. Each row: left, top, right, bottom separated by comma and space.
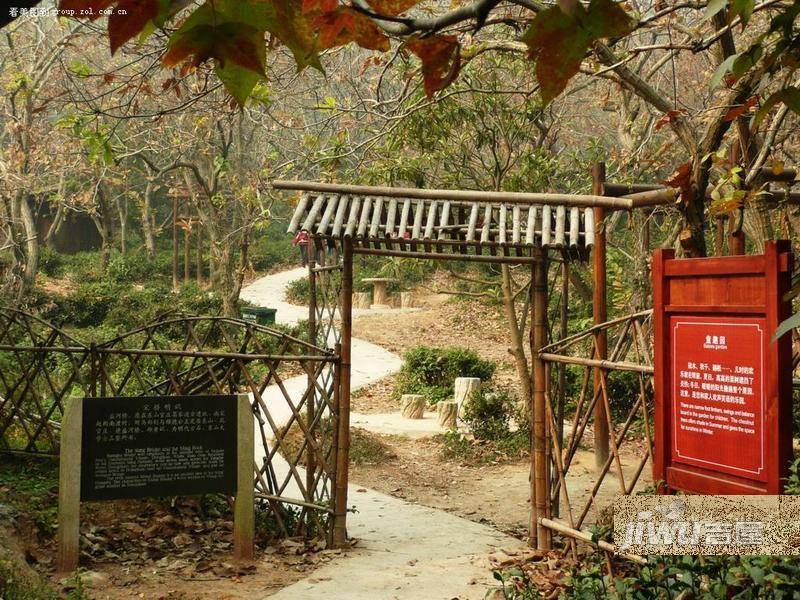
0, 456, 59, 539
434, 429, 529, 464
278, 420, 395, 467
348, 428, 396, 466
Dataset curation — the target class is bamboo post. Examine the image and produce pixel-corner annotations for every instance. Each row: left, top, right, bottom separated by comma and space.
306, 254, 317, 528
172, 195, 179, 291
530, 250, 551, 550
591, 163, 610, 469
332, 238, 353, 547
558, 259, 568, 448
554, 257, 568, 517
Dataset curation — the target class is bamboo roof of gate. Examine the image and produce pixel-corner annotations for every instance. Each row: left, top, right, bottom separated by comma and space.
276, 180, 674, 264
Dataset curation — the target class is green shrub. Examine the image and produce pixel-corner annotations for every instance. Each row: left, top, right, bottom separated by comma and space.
58, 250, 105, 282
461, 388, 513, 441
39, 278, 222, 334
785, 457, 800, 494
492, 553, 800, 599
46, 280, 121, 327
436, 429, 474, 461
565, 555, 800, 599
606, 369, 643, 422
285, 277, 310, 305
106, 252, 161, 283
395, 345, 495, 405
38, 247, 65, 277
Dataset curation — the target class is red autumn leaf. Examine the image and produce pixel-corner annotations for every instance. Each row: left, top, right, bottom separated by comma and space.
108, 0, 159, 54
406, 35, 461, 98
302, 0, 337, 12
303, 0, 388, 51
163, 22, 265, 75
662, 161, 693, 197
654, 109, 687, 131
366, 0, 422, 16
723, 94, 758, 121
59, 0, 116, 21
314, 7, 389, 51
522, 0, 634, 104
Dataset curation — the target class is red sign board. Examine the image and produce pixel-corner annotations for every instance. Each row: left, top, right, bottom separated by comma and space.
671, 316, 765, 480
653, 242, 792, 495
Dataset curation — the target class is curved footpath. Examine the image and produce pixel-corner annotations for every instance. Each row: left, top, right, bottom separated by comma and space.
241, 267, 524, 600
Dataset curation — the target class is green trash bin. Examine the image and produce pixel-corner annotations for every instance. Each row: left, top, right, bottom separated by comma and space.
241, 306, 277, 326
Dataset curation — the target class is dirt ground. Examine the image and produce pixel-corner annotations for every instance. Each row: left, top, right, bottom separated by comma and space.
0, 464, 327, 600
349, 433, 530, 536
349, 430, 652, 540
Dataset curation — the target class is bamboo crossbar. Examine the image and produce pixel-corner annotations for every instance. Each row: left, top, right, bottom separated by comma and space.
353, 246, 543, 264
254, 492, 335, 513
605, 181, 800, 203
0, 345, 337, 362
540, 310, 653, 354
538, 518, 647, 565
311, 264, 342, 273
0, 345, 88, 353
272, 180, 675, 210
540, 353, 654, 373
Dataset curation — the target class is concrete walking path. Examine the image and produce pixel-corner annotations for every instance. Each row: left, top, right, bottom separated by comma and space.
240, 267, 524, 599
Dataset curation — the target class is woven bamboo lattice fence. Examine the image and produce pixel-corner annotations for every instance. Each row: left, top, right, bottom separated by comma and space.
0, 308, 341, 542
539, 309, 655, 563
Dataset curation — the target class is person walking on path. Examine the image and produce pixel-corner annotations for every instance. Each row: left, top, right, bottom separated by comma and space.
292, 228, 310, 266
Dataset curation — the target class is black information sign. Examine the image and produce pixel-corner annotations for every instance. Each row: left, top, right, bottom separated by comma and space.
80, 395, 238, 501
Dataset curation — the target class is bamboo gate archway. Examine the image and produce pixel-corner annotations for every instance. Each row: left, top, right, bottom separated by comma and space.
277, 171, 677, 552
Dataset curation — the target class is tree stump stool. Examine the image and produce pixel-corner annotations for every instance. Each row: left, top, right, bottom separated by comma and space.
437, 401, 458, 428
401, 394, 425, 419
454, 377, 481, 416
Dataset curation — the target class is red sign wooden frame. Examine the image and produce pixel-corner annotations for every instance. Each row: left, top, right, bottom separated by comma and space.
653, 241, 793, 494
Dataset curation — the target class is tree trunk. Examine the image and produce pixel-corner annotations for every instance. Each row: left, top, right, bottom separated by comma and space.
116, 195, 128, 255
633, 210, 651, 311
19, 194, 38, 288
44, 202, 66, 248
212, 238, 240, 317
501, 264, 532, 417
141, 181, 157, 260
93, 185, 115, 270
